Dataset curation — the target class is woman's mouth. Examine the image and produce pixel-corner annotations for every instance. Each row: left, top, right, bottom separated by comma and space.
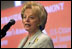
25, 24, 31, 27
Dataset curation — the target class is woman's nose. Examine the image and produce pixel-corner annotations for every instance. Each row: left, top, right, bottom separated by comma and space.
25, 17, 30, 22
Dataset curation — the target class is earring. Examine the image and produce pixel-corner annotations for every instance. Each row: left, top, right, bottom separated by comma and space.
37, 24, 40, 26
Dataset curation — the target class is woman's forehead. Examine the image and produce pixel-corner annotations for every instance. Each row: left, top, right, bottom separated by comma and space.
24, 8, 32, 13
24, 9, 36, 16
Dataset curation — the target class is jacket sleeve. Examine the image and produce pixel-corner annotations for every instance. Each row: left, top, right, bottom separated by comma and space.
37, 37, 54, 48
18, 39, 25, 48
44, 37, 54, 48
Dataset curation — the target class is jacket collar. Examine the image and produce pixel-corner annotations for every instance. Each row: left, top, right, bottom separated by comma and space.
23, 29, 42, 48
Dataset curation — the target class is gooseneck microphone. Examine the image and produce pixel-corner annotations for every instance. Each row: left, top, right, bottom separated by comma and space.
1, 19, 15, 39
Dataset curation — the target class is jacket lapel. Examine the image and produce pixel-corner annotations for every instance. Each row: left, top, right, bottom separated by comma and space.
23, 30, 42, 48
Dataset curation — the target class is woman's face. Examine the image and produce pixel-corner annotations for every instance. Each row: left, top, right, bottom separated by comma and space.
22, 8, 40, 32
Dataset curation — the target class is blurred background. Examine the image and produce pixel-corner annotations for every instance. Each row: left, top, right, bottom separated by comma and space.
1, 1, 71, 48
1, 1, 26, 10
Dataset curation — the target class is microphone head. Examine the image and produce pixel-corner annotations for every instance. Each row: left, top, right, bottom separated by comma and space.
9, 19, 15, 25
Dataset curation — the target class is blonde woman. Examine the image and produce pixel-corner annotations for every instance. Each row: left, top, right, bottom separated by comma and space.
18, 1, 54, 48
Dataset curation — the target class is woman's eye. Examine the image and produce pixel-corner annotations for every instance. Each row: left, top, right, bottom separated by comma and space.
23, 16, 26, 18
30, 16, 34, 19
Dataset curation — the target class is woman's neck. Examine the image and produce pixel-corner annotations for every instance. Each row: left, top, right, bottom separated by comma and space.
28, 28, 39, 39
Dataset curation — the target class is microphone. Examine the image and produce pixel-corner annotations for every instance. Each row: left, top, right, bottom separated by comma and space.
1, 19, 15, 39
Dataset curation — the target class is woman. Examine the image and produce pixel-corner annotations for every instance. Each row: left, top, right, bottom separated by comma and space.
18, 1, 54, 48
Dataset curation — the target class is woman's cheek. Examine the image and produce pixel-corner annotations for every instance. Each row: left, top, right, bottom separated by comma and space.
22, 21, 25, 26
32, 22, 38, 27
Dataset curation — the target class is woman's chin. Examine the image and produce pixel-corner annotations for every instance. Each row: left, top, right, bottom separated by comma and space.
25, 28, 30, 31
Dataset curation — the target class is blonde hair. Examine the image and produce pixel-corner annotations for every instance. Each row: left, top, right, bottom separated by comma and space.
21, 1, 48, 31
